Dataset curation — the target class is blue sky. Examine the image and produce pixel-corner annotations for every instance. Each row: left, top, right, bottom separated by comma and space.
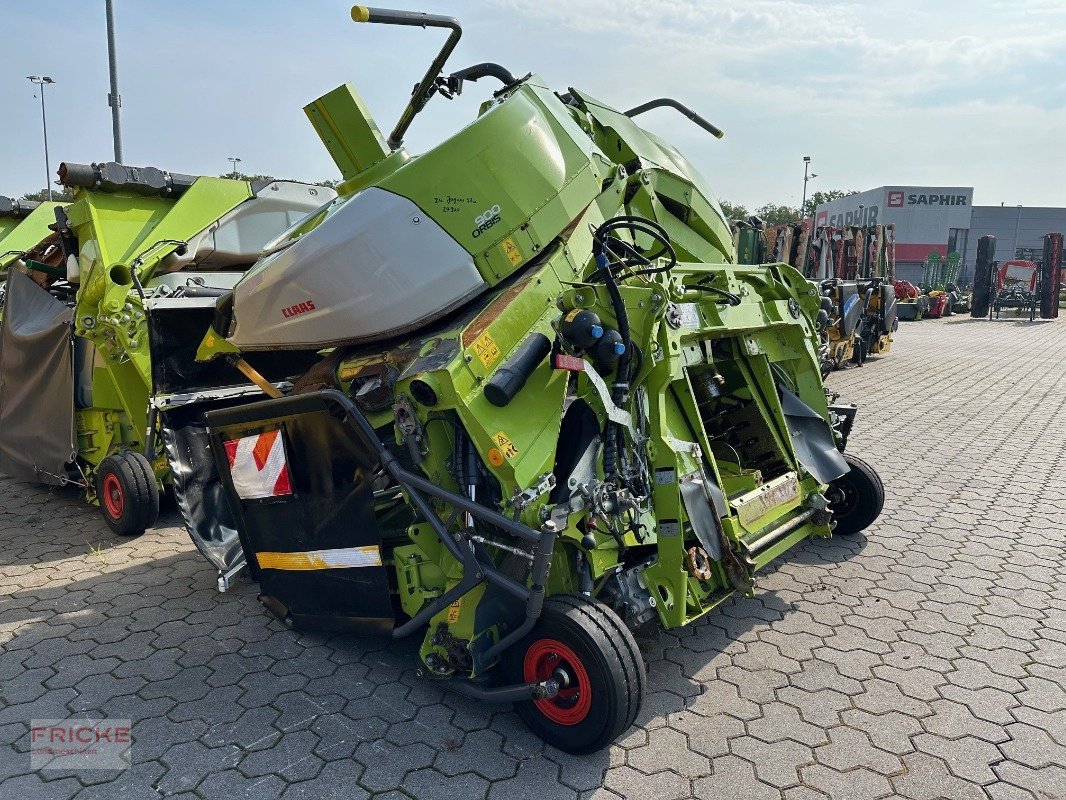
3, 1, 1064, 208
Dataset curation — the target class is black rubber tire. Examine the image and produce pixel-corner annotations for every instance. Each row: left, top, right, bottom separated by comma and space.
851, 336, 868, 366
503, 595, 646, 754
96, 451, 160, 537
828, 453, 884, 536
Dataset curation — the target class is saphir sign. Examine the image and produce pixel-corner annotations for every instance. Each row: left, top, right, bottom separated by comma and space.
887, 190, 969, 208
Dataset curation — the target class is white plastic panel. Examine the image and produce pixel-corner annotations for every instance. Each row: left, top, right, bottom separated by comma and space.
157, 182, 337, 272
228, 187, 484, 350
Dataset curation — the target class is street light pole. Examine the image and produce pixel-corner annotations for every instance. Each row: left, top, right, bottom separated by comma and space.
801, 156, 812, 217
27, 76, 55, 201
227, 157, 242, 178
105, 0, 124, 163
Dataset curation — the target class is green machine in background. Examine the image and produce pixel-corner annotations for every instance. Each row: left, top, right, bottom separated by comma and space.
0, 164, 333, 543
0, 196, 67, 304
172, 6, 888, 752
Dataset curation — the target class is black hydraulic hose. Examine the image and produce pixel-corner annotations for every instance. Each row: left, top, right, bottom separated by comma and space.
449, 62, 517, 86
596, 255, 630, 482
590, 216, 674, 481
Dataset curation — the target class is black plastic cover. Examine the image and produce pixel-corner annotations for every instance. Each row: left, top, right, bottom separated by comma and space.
205, 393, 395, 633
779, 388, 848, 485
161, 398, 248, 574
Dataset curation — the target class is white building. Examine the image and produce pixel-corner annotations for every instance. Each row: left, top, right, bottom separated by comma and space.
814, 186, 1066, 284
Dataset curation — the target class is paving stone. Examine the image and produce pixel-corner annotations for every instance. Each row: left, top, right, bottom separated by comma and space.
813, 725, 904, 776
159, 739, 241, 794
923, 699, 1010, 744
434, 728, 518, 782
800, 764, 893, 799
626, 726, 710, 778
891, 752, 988, 800
401, 767, 490, 800
912, 732, 1004, 784
3, 316, 1066, 799
729, 735, 810, 789
281, 760, 369, 800
692, 755, 779, 800
748, 702, 828, 747
238, 730, 323, 782
998, 722, 1066, 770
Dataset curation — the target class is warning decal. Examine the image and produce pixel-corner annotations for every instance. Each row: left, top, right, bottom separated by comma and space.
446, 599, 462, 623
501, 237, 523, 267
491, 431, 520, 461
472, 330, 501, 368
223, 429, 293, 500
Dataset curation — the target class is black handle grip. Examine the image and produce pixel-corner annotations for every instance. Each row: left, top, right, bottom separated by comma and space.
484, 333, 552, 408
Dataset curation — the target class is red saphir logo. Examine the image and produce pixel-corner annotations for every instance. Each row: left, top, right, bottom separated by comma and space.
887, 190, 905, 207
815, 211, 828, 227
281, 300, 316, 319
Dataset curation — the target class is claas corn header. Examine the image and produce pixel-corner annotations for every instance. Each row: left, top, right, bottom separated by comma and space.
0, 165, 332, 542
149, 6, 882, 752
0, 196, 67, 309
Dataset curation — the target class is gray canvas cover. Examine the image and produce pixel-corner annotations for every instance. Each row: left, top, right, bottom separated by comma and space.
779, 387, 849, 485
0, 270, 76, 484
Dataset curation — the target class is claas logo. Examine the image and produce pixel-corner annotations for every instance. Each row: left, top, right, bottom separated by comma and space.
281, 300, 316, 318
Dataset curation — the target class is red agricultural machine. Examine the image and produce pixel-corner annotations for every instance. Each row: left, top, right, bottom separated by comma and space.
971, 233, 1062, 321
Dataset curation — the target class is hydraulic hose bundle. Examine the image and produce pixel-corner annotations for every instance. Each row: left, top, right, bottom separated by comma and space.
589, 216, 675, 481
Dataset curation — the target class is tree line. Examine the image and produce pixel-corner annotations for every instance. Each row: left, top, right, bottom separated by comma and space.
720, 189, 858, 225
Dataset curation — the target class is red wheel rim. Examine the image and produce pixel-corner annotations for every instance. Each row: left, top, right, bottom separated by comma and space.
102, 473, 124, 519
523, 637, 592, 726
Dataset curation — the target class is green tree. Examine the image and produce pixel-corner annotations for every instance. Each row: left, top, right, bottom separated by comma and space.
754, 203, 801, 226
20, 187, 73, 203
220, 172, 341, 188
801, 189, 858, 218
718, 199, 749, 221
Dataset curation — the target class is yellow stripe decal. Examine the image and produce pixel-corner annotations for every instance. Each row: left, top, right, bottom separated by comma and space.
256, 546, 382, 571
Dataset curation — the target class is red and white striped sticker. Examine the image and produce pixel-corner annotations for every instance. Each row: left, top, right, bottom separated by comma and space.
223, 429, 293, 500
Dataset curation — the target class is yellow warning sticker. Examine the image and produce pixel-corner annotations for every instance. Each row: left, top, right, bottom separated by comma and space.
446, 599, 462, 624
491, 431, 520, 461
472, 330, 501, 368
501, 237, 523, 267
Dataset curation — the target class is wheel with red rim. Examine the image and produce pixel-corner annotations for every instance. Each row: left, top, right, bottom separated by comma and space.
504, 595, 645, 754
95, 452, 160, 537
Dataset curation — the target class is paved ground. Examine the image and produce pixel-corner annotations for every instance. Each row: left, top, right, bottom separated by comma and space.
1, 315, 1064, 800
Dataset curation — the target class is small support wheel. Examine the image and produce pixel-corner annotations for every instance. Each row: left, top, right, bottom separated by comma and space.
827, 452, 884, 536
96, 452, 160, 537
503, 595, 646, 754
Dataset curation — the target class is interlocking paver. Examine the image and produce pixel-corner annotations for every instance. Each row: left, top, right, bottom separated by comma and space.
0, 317, 1064, 799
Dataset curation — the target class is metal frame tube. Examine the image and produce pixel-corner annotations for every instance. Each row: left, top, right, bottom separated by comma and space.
351, 7, 462, 149
625, 98, 723, 139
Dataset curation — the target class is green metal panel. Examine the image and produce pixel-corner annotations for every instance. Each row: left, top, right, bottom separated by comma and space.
0, 203, 65, 269
305, 83, 391, 181
377, 78, 611, 285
